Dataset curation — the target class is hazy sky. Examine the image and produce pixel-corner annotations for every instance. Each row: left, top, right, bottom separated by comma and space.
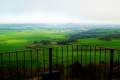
0, 0, 119, 24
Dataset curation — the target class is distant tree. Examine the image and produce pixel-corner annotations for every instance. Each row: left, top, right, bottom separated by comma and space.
33, 41, 40, 44
99, 35, 112, 41
57, 40, 68, 45
40, 40, 50, 45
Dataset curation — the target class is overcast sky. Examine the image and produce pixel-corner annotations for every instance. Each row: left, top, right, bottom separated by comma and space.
0, 0, 119, 24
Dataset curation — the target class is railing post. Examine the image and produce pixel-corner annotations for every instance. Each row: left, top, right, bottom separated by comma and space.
109, 49, 114, 80
49, 48, 52, 73
41, 47, 60, 80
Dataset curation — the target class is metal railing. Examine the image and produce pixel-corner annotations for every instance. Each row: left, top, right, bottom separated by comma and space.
0, 45, 120, 80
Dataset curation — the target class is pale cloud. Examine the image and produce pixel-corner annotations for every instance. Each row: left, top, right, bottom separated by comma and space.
0, 0, 119, 24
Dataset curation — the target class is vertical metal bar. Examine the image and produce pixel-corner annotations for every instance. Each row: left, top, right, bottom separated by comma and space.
118, 50, 119, 67
56, 47, 58, 67
90, 46, 91, 64
95, 46, 97, 80
99, 47, 102, 79
67, 46, 68, 65
62, 47, 63, 64
55, 47, 59, 80
23, 51, 26, 79
43, 48, 45, 72
1, 53, 3, 80
71, 45, 74, 80
85, 45, 87, 64
8, 52, 11, 77
89, 46, 92, 80
60, 47, 64, 79
109, 49, 114, 80
36, 49, 39, 80
94, 46, 96, 64
77, 45, 78, 61
105, 48, 107, 78
72, 45, 73, 64
99, 48, 101, 63
16, 51, 19, 79
118, 50, 120, 78
105, 48, 107, 64
49, 48, 52, 73
30, 50, 33, 78
37, 49, 39, 67
66, 45, 69, 80
81, 45, 82, 64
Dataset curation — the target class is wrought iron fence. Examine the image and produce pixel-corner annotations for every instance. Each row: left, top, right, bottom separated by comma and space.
0, 45, 120, 80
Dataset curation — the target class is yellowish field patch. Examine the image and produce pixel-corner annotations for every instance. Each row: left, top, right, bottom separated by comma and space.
5, 39, 28, 44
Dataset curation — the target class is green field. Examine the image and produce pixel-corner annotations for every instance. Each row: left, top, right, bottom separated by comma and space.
74, 38, 120, 48
0, 30, 68, 51
1, 31, 120, 51
0, 29, 120, 68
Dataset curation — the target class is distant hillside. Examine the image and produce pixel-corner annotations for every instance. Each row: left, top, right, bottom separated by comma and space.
68, 27, 120, 41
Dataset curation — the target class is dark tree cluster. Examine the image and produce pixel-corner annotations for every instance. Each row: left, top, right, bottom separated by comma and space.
99, 35, 112, 41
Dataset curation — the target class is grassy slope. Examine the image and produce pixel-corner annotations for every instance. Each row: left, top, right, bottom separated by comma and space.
1, 30, 120, 68
0, 30, 66, 51
76, 38, 120, 48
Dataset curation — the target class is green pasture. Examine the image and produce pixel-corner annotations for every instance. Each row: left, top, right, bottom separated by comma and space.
1, 29, 120, 51
0, 30, 67, 51
0, 30, 120, 68
76, 38, 120, 48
